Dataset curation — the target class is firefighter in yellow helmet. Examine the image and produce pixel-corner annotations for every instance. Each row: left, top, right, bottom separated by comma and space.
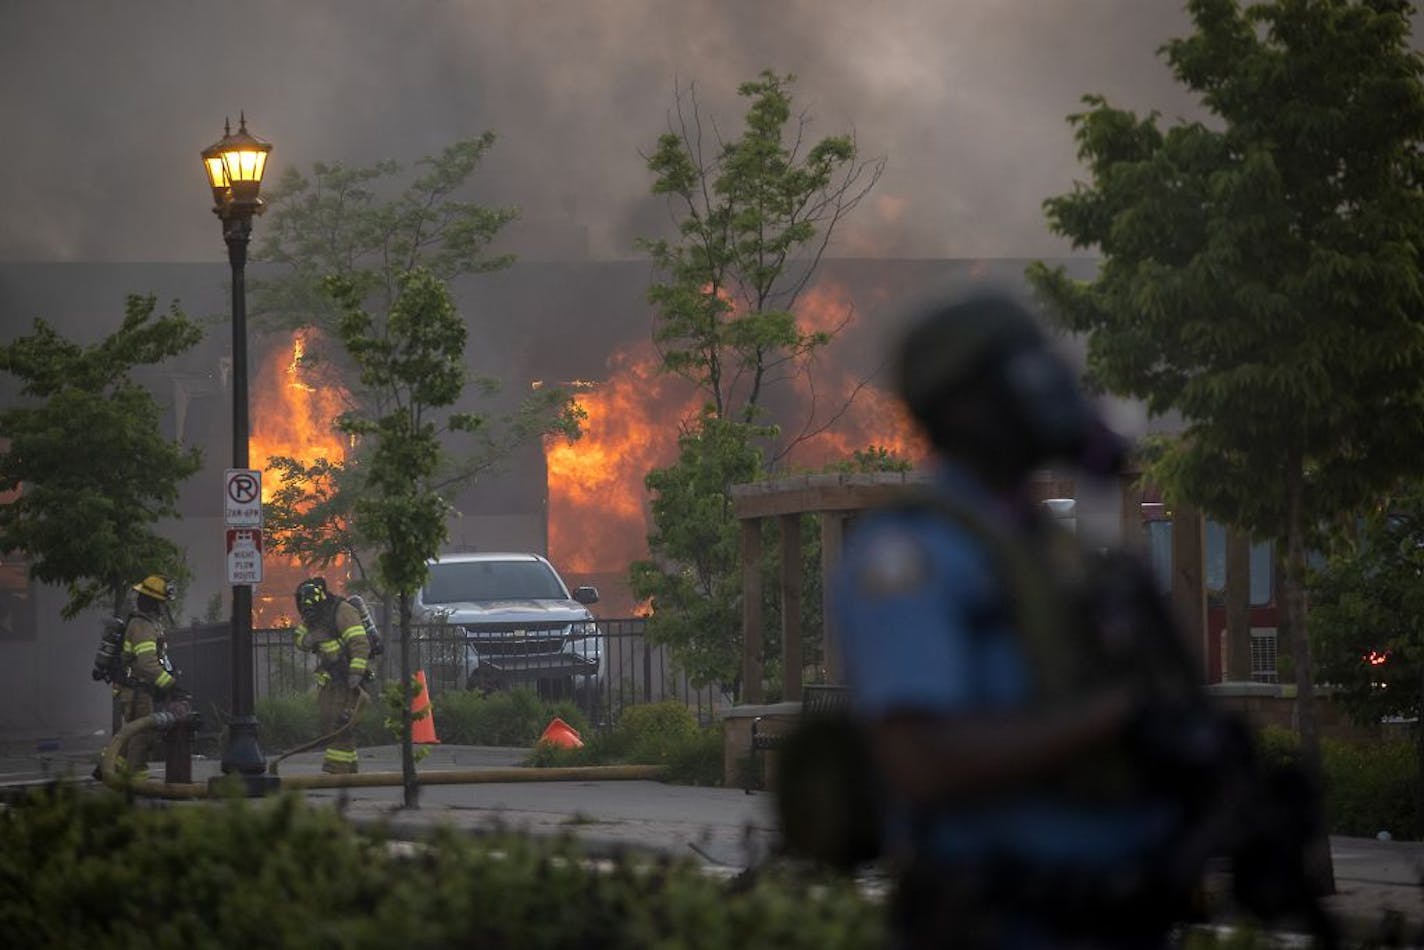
293, 577, 371, 774
114, 574, 186, 771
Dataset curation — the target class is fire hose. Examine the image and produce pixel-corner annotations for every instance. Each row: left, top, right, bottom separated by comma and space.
97, 707, 664, 800
267, 685, 371, 776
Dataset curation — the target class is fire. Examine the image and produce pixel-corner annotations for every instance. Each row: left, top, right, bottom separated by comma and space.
785, 280, 928, 467
545, 279, 928, 616
249, 328, 350, 626
545, 346, 700, 614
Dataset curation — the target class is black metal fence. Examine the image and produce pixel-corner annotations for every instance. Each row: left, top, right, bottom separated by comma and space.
243, 617, 733, 730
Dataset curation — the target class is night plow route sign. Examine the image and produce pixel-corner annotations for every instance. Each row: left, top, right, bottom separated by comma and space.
226, 528, 263, 585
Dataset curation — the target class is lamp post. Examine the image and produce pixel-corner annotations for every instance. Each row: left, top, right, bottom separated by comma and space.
202, 114, 277, 793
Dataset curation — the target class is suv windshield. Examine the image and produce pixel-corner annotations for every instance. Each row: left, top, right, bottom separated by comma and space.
423, 560, 567, 605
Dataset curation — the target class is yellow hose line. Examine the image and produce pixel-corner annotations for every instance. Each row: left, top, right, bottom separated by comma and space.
100, 720, 665, 799
280, 764, 666, 790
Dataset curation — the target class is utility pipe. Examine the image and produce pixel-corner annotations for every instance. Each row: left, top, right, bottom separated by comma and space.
100, 717, 665, 800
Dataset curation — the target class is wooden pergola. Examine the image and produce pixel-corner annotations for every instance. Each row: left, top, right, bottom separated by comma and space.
729, 469, 1227, 704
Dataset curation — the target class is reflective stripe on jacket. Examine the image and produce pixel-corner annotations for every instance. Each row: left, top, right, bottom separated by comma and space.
123, 612, 174, 692
295, 600, 370, 680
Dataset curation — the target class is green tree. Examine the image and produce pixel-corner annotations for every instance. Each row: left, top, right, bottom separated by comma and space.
1310, 484, 1424, 829
630, 413, 767, 691
264, 456, 365, 585
632, 71, 882, 696
0, 295, 203, 618
1028, 0, 1424, 890
328, 267, 479, 808
252, 137, 581, 585
254, 135, 517, 338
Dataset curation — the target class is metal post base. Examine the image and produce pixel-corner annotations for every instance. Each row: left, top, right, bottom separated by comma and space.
216, 715, 277, 796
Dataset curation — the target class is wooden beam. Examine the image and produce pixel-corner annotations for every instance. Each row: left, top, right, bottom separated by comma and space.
820, 511, 845, 683
731, 472, 930, 520
741, 518, 764, 703
1170, 503, 1209, 681
780, 514, 803, 702
1225, 530, 1252, 682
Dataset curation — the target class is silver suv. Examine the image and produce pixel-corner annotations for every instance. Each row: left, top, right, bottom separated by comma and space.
413, 552, 601, 693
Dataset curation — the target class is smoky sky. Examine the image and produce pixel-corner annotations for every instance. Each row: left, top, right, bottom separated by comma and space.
4, 0, 1219, 263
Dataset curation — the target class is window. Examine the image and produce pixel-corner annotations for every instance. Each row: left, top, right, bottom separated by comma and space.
1250, 628, 1278, 684
1144, 516, 1273, 607
1203, 521, 1273, 606
423, 560, 567, 604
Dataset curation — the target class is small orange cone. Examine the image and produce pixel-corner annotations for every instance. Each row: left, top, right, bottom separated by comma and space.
410, 670, 440, 744
538, 716, 583, 749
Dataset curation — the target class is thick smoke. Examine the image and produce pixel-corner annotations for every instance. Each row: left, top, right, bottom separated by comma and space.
2, 0, 1206, 264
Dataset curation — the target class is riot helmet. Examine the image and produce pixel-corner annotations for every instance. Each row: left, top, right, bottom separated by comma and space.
893, 291, 1101, 481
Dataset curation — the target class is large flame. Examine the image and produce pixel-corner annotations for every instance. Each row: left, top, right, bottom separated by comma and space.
545, 279, 928, 617
784, 280, 927, 467
545, 346, 700, 615
249, 329, 350, 626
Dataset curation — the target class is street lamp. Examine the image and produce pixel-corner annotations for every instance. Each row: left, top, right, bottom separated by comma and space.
202, 113, 277, 794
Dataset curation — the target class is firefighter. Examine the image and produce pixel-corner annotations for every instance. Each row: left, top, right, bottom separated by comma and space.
114, 574, 186, 772
293, 577, 371, 774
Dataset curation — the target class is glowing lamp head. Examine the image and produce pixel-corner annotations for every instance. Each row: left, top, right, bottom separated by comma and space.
201, 113, 271, 213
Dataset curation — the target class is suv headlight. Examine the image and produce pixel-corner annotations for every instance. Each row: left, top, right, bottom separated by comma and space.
569, 620, 597, 641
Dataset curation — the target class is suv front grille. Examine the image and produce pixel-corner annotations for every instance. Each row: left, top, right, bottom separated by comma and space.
461, 623, 568, 657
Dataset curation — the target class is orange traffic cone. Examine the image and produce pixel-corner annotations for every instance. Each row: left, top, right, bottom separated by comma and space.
410, 670, 440, 744
538, 716, 583, 749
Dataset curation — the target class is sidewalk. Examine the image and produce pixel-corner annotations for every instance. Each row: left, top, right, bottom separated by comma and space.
2, 736, 1422, 941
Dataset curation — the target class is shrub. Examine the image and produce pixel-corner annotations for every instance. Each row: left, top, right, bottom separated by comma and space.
0, 785, 886, 948
525, 701, 724, 786
1249, 727, 1420, 840
259, 686, 594, 751
614, 701, 700, 763
1322, 737, 1417, 840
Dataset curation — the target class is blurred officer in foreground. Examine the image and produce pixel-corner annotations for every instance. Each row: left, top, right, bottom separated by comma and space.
831, 291, 1236, 949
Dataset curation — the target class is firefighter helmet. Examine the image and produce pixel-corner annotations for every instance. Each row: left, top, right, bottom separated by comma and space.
295, 578, 330, 622
132, 574, 173, 602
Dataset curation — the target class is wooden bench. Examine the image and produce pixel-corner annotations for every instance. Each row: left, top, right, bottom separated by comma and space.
746, 683, 852, 793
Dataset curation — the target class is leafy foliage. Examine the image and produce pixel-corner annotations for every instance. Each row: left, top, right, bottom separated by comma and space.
0, 785, 886, 948
631, 413, 766, 690
253, 135, 517, 336
640, 71, 881, 430
329, 266, 479, 806
1027, 0, 1424, 833
1253, 726, 1419, 840
250, 139, 582, 587
525, 701, 725, 786
0, 295, 203, 617
634, 74, 882, 698
264, 455, 366, 582
1311, 487, 1424, 727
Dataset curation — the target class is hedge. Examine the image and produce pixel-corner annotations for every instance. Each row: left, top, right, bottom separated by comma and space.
0, 785, 885, 949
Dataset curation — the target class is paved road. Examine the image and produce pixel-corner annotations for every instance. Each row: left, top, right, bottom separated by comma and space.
4, 738, 1423, 942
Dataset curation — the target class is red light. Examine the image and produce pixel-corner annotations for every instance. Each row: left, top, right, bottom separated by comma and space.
1364, 651, 1389, 667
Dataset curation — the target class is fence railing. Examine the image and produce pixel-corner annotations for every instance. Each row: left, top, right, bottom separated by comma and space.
248, 617, 734, 730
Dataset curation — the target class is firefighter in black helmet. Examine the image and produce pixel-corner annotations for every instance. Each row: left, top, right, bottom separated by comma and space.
114, 574, 187, 771
293, 577, 371, 774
